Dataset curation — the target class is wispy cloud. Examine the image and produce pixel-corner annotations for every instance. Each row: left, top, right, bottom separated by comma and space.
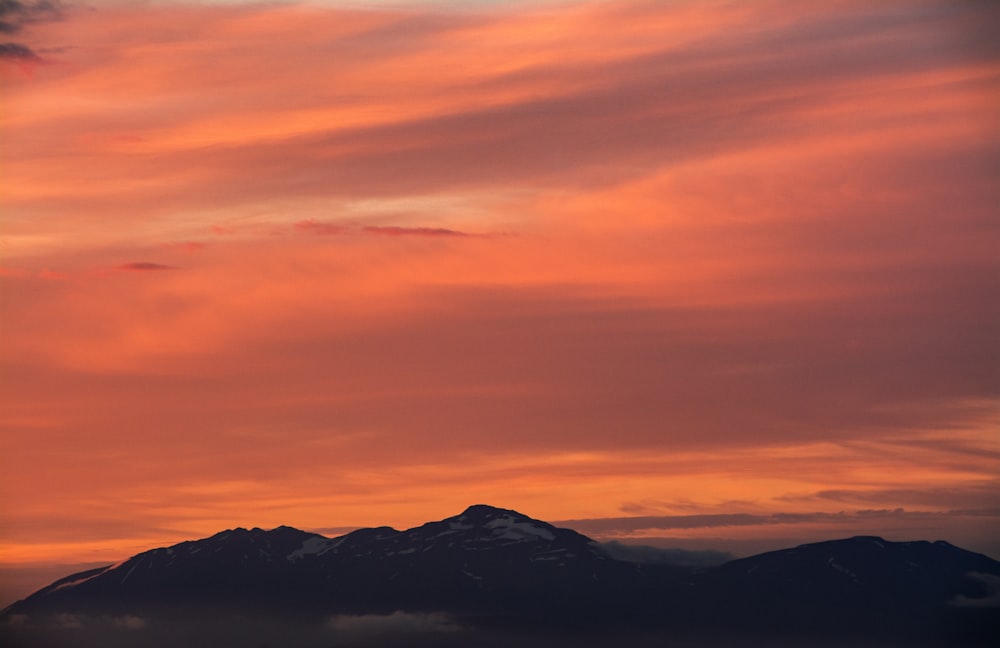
0, 0, 63, 69
293, 222, 470, 237
362, 226, 468, 237
115, 262, 175, 272
0, 0, 63, 35
559, 508, 1000, 537
777, 483, 1000, 510
294, 220, 346, 236
0, 41, 38, 60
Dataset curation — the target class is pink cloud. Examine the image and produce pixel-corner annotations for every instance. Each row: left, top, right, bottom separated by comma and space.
294, 220, 347, 236
115, 262, 175, 272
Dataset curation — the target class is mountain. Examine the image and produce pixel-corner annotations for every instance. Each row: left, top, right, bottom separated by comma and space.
686, 535, 1000, 644
2, 505, 998, 647
2, 506, 651, 619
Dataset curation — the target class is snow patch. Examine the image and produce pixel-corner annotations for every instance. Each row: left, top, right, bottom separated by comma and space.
319, 536, 348, 555
120, 560, 141, 585
827, 557, 859, 581
532, 548, 571, 561
431, 522, 473, 539
484, 517, 554, 541
287, 537, 328, 562
47, 564, 119, 594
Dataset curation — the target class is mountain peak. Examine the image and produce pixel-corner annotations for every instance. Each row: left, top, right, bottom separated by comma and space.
456, 504, 528, 520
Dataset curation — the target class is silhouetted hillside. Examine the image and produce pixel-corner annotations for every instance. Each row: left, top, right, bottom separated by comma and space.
2, 505, 997, 647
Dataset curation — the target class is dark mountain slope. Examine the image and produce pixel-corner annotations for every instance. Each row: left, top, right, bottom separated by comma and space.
2, 505, 662, 621
2, 506, 997, 647
9, 525, 328, 616
682, 535, 1000, 643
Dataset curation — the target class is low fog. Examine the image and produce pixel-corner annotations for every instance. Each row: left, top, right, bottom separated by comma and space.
1, 610, 974, 648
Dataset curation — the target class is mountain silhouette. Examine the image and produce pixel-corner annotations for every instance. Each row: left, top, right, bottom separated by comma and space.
2, 505, 997, 647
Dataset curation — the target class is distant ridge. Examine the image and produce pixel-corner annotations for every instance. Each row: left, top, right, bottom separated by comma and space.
3, 505, 998, 647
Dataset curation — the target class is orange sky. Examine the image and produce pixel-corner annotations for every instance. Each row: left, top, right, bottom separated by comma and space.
1, 0, 998, 604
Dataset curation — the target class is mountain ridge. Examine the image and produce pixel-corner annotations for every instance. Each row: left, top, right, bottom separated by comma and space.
2, 504, 998, 647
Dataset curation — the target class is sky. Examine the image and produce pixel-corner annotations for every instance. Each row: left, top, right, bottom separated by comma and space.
1, 0, 998, 605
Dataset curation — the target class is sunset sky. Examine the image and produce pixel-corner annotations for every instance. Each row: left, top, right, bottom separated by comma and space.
1, 0, 998, 606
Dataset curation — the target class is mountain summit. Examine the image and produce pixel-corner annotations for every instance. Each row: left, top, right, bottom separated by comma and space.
2, 505, 997, 647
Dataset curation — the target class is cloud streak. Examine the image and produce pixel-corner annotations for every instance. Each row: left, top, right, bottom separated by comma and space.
0, 41, 38, 59
292, 222, 470, 237
0, 0, 62, 69
362, 226, 467, 237
559, 509, 1000, 535
114, 262, 175, 272
0, 0, 62, 34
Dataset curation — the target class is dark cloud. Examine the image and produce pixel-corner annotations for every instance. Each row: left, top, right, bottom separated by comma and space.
564, 514, 770, 533
0, 1, 62, 67
558, 508, 1000, 536
0, 0, 61, 34
292, 222, 469, 237
363, 226, 468, 237
0, 40, 38, 60
779, 484, 1000, 510
115, 262, 175, 272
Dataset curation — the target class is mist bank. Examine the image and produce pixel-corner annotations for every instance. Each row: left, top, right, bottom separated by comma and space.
3, 609, 995, 648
